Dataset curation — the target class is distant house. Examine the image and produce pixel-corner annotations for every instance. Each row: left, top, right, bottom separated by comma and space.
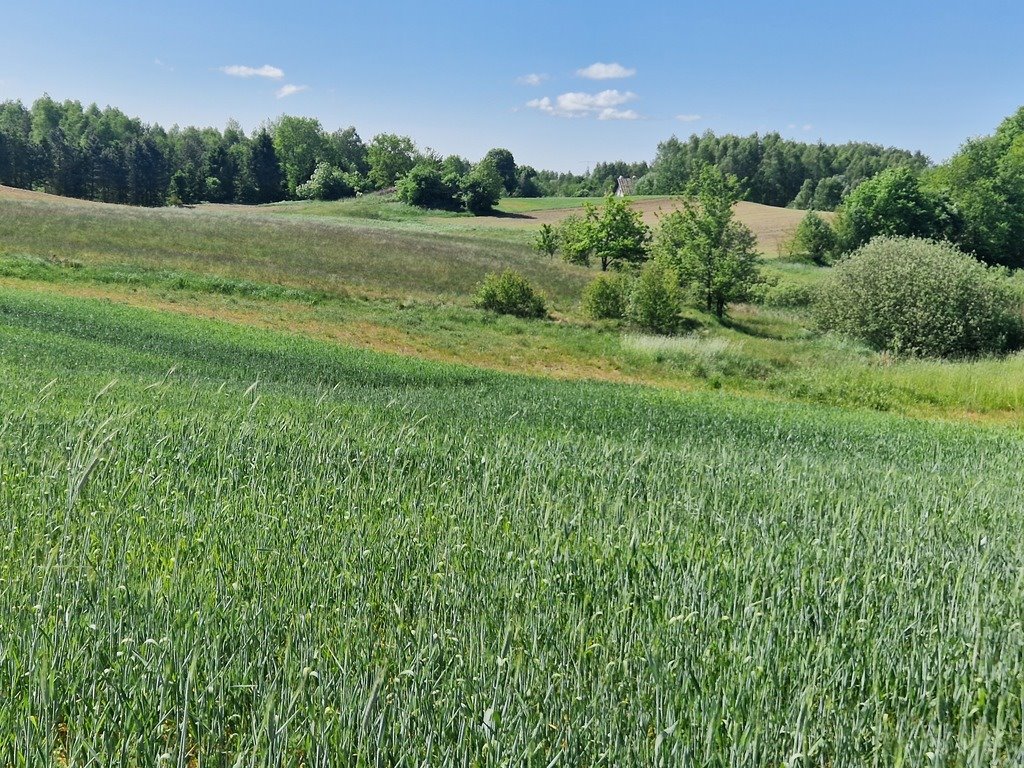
615, 176, 637, 197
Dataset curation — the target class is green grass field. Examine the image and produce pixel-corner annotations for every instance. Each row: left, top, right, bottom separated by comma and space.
2, 188, 1024, 763
1, 291, 1023, 764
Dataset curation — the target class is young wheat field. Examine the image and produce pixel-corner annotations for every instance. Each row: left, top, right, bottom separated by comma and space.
1, 288, 1023, 765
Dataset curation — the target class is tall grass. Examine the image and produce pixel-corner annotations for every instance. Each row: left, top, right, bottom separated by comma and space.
0, 290, 1023, 764
0, 196, 592, 306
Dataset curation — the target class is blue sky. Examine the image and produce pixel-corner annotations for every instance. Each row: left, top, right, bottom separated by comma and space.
2, 1, 1022, 172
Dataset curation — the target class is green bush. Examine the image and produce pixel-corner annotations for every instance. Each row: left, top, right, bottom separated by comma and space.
396, 163, 460, 210
788, 211, 838, 264
581, 273, 630, 319
816, 236, 1024, 358
473, 270, 547, 318
751, 277, 817, 309
295, 162, 355, 201
461, 164, 504, 215
629, 262, 681, 334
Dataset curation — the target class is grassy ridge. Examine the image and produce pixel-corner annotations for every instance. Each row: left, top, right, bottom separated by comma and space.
0, 195, 592, 307
1, 290, 1023, 763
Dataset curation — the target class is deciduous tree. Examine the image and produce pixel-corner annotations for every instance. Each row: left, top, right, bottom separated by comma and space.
655, 166, 761, 318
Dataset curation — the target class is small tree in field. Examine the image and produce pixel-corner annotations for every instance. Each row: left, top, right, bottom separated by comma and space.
534, 224, 560, 258
593, 196, 651, 271
629, 261, 681, 334
558, 197, 650, 271
788, 210, 838, 264
559, 205, 599, 266
461, 162, 503, 214
655, 166, 761, 318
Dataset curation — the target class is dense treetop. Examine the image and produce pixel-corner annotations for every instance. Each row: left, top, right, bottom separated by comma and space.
0, 95, 933, 212
636, 131, 930, 209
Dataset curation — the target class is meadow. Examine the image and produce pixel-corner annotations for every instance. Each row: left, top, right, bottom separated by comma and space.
2, 188, 1023, 422
1, 289, 1023, 765
2, 188, 1024, 764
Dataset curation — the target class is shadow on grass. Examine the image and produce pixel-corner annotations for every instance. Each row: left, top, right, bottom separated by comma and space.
718, 314, 800, 341
479, 210, 534, 220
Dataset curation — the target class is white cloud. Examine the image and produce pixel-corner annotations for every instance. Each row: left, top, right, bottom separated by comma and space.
598, 108, 640, 121
676, 114, 702, 123
517, 73, 548, 86
577, 62, 636, 80
276, 84, 309, 98
154, 58, 174, 72
802, 124, 814, 132
220, 64, 284, 80
527, 89, 639, 118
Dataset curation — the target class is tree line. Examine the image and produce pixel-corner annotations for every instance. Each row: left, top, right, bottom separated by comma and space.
0, 95, 541, 210
0, 94, 931, 212
635, 131, 930, 209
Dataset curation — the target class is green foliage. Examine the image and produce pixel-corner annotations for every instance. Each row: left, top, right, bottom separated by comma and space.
322, 126, 369, 176
750, 276, 817, 309
395, 163, 460, 209
514, 165, 541, 197
655, 166, 762, 318
367, 133, 418, 189
295, 161, 356, 201
592, 196, 651, 271
481, 147, 517, 195
816, 236, 1024, 358
556, 197, 650, 271
461, 162, 504, 215
166, 170, 195, 206
473, 269, 547, 318
928, 107, 1024, 268
833, 167, 959, 253
788, 210, 838, 264
581, 272, 630, 319
628, 261, 681, 333
791, 175, 848, 210
247, 130, 286, 204
533, 223, 560, 257
272, 115, 327, 197
644, 131, 927, 207
558, 206, 599, 266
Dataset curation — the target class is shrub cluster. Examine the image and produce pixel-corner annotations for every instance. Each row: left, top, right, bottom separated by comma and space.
816, 236, 1023, 358
296, 162, 357, 201
788, 211, 838, 264
628, 262, 682, 335
581, 273, 629, 320
473, 271, 547, 318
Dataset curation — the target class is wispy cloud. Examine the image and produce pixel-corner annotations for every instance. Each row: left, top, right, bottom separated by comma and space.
676, 114, 702, 123
154, 58, 174, 72
276, 84, 309, 98
220, 64, 284, 80
517, 73, 548, 86
527, 89, 639, 119
577, 62, 636, 80
598, 108, 640, 121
